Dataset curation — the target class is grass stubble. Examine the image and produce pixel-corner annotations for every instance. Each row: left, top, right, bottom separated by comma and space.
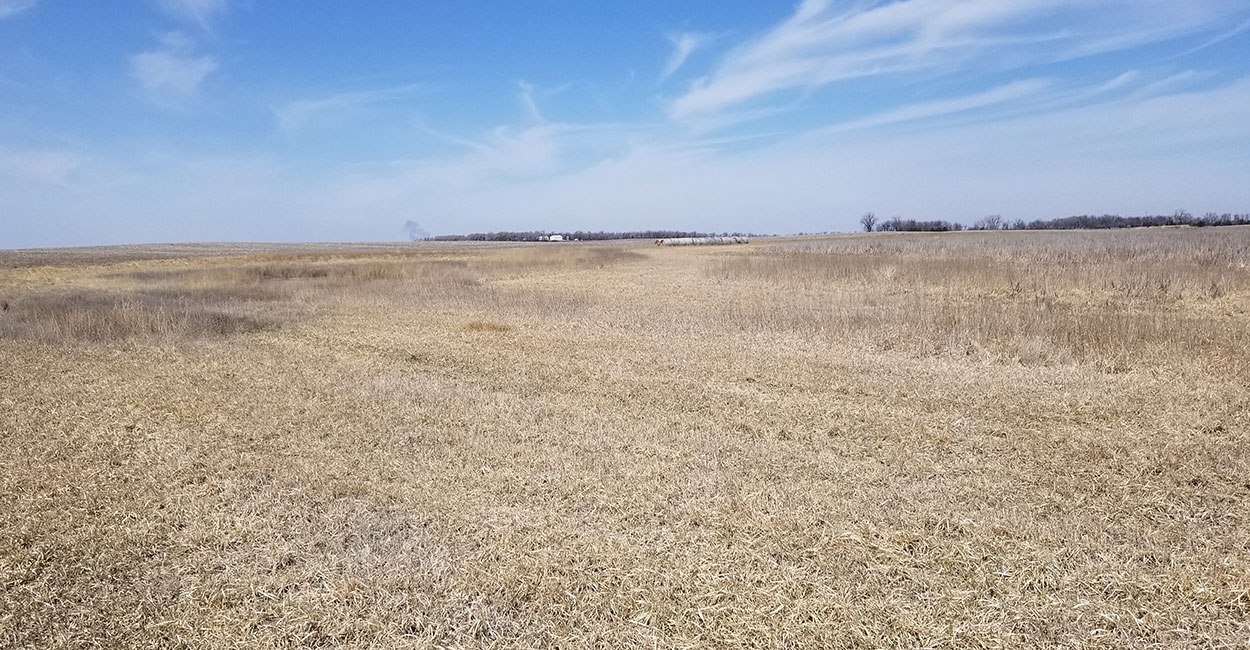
1, 230, 1247, 648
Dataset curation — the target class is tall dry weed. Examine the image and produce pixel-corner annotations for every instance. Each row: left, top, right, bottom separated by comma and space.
0, 292, 267, 342
711, 228, 1250, 371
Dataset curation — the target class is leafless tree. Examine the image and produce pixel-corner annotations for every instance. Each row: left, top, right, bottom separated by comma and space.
972, 214, 1004, 230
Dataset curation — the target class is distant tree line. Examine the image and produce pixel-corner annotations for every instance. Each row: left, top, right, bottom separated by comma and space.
1003, 212, 1250, 230
414, 212, 1250, 241
859, 211, 1250, 232
424, 230, 756, 242
873, 215, 965, 232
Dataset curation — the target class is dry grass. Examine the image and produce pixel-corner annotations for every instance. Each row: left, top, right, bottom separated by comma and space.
0, 291, 270, 342
1, 232, 1248, 648
462, 320, 512, 333
127, 258, 481, 287
0, 255, 493, 342
712, 229, 1250, 373
471, 246, 649, 276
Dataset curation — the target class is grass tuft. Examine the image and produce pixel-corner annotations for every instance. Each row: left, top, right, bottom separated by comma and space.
0, 291, 267, 342
461, 320, 512, 333
710, 228, 1250, 371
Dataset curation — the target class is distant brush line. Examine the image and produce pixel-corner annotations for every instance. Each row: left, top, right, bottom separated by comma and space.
424, 230, 759, 242
1001, 212, 1250, 231
871, 212, 1250, 232
655, 237, 750, 246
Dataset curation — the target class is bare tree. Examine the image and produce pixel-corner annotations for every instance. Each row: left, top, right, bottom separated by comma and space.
859, 212, 877, 232
403, 220, 428, 241
972, 214, 1004, 230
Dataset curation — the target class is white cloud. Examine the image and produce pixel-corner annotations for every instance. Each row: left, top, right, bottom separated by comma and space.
8, 3, 1250, 248
7, 76, 1249, 247
517, 81, 544, 122
819, 78, 1051, 133
397, 120, 651, 194
670, 0, 1250, 121
130, 3, 228, 106
662, 32, 708, 80
0, 0, 37, 19
130, 32, 217, 105
329, 75, 1250, 237
1179, 15, 1250, 56
512, 80, 578, 124
273, 83, 424, 133
0, 148, 83, 185
155, 0, 227, 30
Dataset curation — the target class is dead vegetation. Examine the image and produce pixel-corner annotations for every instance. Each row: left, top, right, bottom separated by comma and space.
126, 258, 481, 288
711, 228, 1250, 372
1, 232, 1248, 648
0, 291, 269, 342
472, 246, 648, 275
462, 320, 512, 333
0, 247, 640, 343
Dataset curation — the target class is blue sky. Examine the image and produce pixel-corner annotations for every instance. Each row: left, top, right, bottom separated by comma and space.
2, 0, 1250, 247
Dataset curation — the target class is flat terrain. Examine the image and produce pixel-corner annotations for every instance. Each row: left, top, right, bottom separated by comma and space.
2, 229, 1248, 648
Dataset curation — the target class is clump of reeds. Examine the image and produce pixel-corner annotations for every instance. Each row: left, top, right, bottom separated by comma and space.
0, 292, 266, 342
130, 258, 481, 289
4, 257, 486, 343
710, 227, 1250, 372
472, 246, 646, 275
461, 320, 511, 333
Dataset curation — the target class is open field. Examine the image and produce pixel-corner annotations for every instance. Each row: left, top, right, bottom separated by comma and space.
2, 228, 1248, 648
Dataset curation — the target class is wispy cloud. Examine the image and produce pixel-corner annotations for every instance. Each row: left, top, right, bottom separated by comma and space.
405, 120, 647, 191
1123, 70, 1211, 101
512, 80, 577, 124
130, 1, 228, 108
517, 81, 544, 122
670, 0, 1250, 121
820, 78, 1050, 133
661, 32, 709, 80
154, 0, 228, 31
130, 31, 217, 105
7, 74, 1247, 247
1179, 16, 1250, 56
0, 148, 82, 186
272, 83, 425, 133
0, 0, 38, 19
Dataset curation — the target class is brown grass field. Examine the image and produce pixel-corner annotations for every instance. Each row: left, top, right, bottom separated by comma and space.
2, 228, 1248, 648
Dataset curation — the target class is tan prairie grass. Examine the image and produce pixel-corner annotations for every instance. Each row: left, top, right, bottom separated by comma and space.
0, 241, 538, 270
1, 232, 1249, 649
710, 228, 1250, 373
0, 291, 270, 342
461, 320, 513, 333
718, 228, 1250, 302
125, 257, 481, 288
0, 256, 498, 343
470, 245, 649, 276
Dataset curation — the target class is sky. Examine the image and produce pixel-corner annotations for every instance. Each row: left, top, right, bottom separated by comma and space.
2, 0, 1250, 247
